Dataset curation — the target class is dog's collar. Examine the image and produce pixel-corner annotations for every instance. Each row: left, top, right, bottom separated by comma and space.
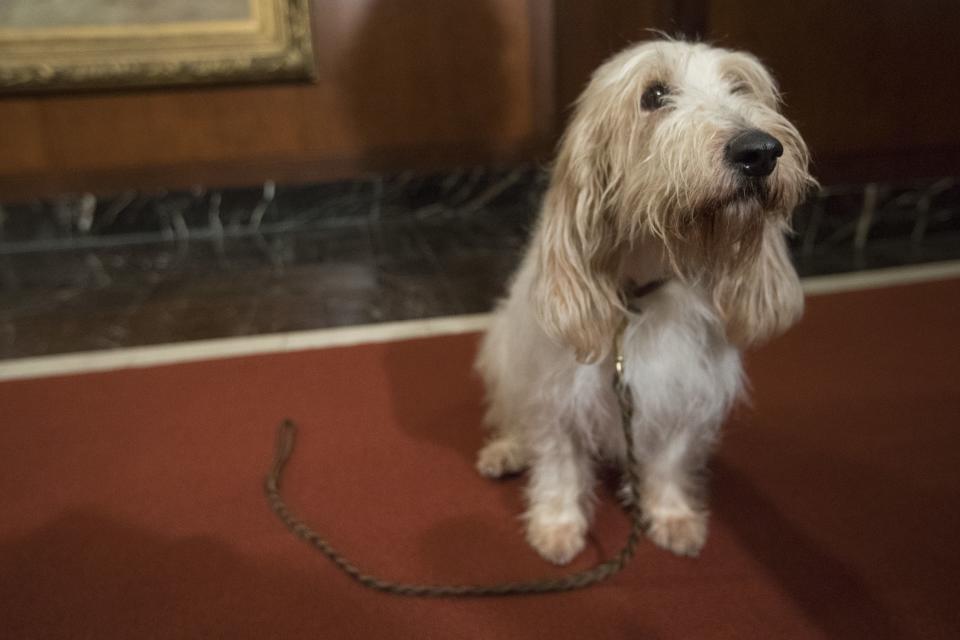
621, 278, 668, 313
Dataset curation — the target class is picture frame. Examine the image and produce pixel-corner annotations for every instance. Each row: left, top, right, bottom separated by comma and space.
0, 0, 315, 93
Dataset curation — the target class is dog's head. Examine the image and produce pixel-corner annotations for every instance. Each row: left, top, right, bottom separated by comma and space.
533, 40, 816, 362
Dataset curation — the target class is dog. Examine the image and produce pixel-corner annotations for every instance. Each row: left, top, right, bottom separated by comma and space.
475, 39, 815, 565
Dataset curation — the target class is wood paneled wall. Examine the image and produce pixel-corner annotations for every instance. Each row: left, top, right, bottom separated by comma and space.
0, 0, 551, 197
1, 1, 958, 198
709, 0, 960, 182
553, 1, 960, 183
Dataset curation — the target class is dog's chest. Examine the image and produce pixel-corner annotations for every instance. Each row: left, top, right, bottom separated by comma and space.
618, 293, 743, 428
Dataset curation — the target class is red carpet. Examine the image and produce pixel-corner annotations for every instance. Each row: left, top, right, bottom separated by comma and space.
2, 279, 959, 639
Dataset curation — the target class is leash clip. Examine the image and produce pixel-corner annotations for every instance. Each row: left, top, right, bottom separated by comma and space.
612, 317, 632, 416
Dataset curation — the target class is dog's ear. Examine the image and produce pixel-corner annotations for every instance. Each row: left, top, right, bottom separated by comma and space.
713, 221, 803, 347
531, 104, 624, 364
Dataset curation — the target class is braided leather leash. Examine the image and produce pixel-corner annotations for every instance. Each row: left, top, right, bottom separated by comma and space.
264, 327, 643, 597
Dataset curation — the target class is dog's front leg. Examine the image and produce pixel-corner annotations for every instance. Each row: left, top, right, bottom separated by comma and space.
638, 428, 712, 557
523, 431, 594, 565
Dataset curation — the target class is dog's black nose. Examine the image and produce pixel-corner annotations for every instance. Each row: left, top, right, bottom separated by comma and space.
725, 129, 783, 178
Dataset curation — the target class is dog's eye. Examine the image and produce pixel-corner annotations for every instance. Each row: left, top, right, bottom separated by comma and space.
730, 82, 750, 95
641, 82, 669, 111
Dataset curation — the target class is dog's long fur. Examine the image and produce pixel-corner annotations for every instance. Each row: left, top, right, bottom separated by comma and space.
475, 40, 815, 563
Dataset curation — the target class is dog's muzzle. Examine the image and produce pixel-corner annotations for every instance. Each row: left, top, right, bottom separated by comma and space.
725, 129, 783, 178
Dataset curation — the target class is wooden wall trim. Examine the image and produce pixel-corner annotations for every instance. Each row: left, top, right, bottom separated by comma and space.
0, 141, 548, 202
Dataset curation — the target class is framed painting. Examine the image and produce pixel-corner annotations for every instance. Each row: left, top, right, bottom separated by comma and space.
0, 0, 315, 93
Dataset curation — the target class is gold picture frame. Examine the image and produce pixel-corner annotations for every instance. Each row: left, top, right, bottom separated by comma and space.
0, 0, 315, 93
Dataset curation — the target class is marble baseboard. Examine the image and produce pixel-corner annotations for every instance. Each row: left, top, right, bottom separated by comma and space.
1, 167, 958, 360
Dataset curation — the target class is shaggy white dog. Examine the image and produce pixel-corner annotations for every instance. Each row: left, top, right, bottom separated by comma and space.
475, 39, 814, 564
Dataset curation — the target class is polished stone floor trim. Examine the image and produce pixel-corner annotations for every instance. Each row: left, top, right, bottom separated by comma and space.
800, 258, 960, 294
2, 260, 959, 383
3, 170, 958, 361
0, 313, 491, 382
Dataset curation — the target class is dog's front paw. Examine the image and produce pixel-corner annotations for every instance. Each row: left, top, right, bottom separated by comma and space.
476, 438, 528, 478
646, 510, 708, 557
525, 515, 586, 565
